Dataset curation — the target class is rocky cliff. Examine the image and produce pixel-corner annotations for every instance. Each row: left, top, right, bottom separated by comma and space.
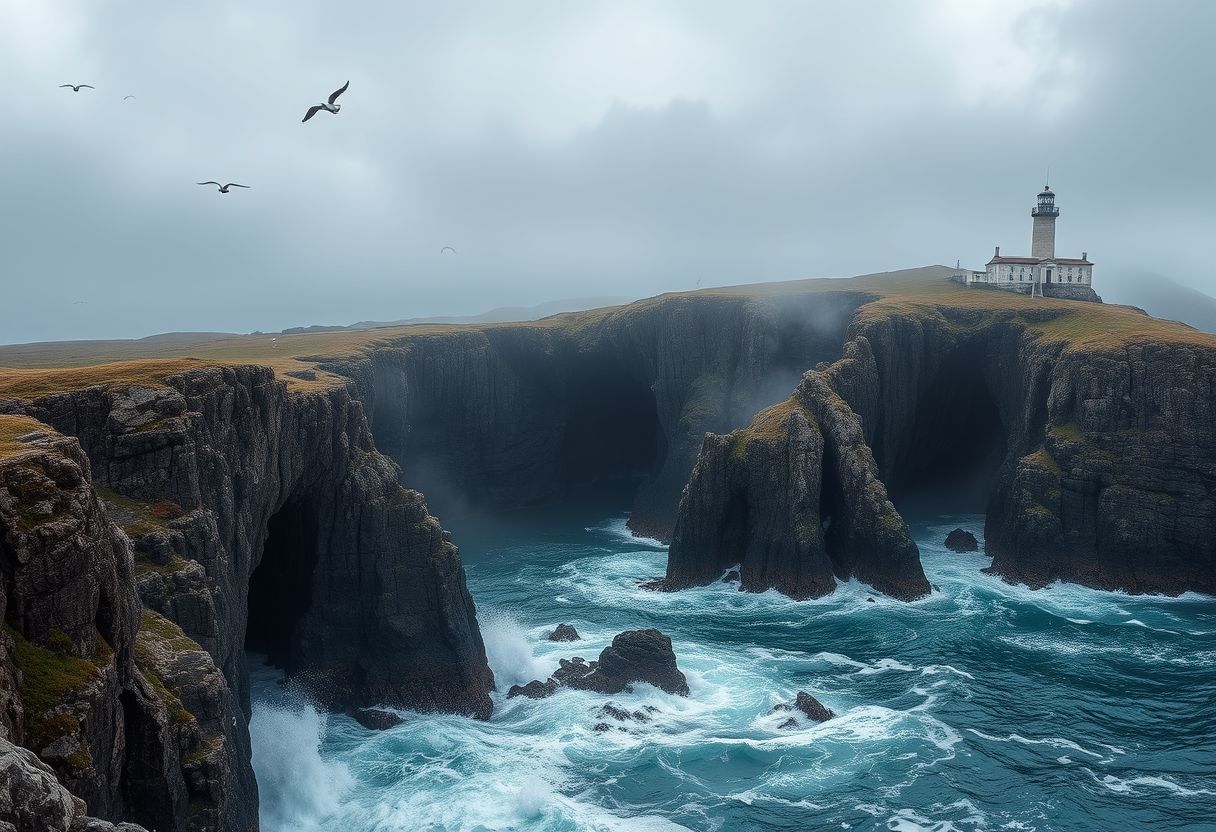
1, 365, 495, 830
668, 289, 1216, 599
0, 417, 241, 831
325, 291, 868, 541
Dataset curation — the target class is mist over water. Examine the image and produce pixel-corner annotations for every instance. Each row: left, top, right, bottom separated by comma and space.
250, 499, 1216, 831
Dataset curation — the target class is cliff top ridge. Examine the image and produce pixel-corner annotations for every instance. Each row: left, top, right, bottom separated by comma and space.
1, 266, 1212, 400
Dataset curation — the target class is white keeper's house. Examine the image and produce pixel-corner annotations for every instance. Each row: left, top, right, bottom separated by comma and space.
955, 184, 1096, 300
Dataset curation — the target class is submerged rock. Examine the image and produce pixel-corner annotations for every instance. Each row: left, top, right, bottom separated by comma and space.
598, 703, 651, 723
507, 679, 558, 700
777, 717, 799, 730
564, 630, 690, 696
548, 623, 581, 642
351, 708, 405, 730
945, 529, 980, 553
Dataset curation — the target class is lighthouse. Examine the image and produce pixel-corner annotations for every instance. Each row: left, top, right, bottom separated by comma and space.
960, 182, 1096, 299
1031, 185, 1058, 260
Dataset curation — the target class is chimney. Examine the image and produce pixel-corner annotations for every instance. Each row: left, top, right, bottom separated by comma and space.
1082, 251, 1087, 261
995, 245, 1000, 257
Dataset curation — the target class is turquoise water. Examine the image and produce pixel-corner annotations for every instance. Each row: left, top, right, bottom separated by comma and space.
250, 507, 1216, 831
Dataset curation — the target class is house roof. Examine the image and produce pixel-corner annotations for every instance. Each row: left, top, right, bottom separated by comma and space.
986, 256, 1093, 266
987, 256, 1040, 265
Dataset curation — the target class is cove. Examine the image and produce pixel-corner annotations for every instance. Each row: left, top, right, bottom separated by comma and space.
249, 497, 1216, 832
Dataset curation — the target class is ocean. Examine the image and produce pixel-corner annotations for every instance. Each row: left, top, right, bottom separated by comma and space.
249, 501, 1216, 831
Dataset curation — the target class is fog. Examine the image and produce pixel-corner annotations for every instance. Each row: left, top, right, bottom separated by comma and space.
2, 0, 1213, 344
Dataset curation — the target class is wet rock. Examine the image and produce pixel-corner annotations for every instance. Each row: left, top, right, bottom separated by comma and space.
351, 708, 405, 730
552, 657, 596, 685
794, 691, 835, 723
593, 723, 612, 733
563, 630, 689, 696
777, 718, 799, 730
637, 577, 666, 591
506, 679, 558, 700
866, 597, 875, 602
945, 529, 979, 553
548, 623, 580, 642
598, 703, 650, 723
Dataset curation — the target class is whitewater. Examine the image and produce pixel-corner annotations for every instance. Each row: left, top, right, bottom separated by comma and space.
249, 508, 1216, 831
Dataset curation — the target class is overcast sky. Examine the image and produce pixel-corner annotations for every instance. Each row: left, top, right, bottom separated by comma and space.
2, 0, 1213, 344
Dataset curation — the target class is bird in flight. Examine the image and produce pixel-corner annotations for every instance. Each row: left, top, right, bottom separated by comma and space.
60, 84, 94, 92
122, 95, 136, 101
302, 81, 349, 123
440, 246, 457, 254
197, 181, 251, 194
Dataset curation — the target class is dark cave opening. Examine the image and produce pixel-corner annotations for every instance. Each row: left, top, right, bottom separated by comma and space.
890, 351, 1007, 514
244, 499, 319, 669
558, 357, 663, 489
818, 443, 850, 576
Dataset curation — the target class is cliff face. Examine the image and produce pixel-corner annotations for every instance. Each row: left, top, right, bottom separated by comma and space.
1, 366, 495, 829
668, 301, 1216, 599
331, 292, 868, 541
0, 419, 237, 831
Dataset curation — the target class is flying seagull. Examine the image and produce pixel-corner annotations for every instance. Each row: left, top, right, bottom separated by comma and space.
59, 84, 94, 92
440, 246, 456, 254
302, 81, 349, 123
197, 181, 250, 194
122, 95, 136, 101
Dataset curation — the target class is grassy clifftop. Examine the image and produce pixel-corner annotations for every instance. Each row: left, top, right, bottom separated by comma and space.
1, 266, 1211, 399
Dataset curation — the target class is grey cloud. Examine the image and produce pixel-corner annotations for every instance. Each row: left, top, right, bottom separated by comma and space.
1, 0, 1212, 344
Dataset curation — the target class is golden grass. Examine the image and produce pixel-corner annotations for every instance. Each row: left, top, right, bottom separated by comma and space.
0, 414, 53, 459
2, 266, 1212, 400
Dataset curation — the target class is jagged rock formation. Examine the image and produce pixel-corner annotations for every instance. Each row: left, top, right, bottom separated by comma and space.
0, 420, 241, 830
1, 366, 495, 829
665, 375, 929, 600
668, 293, 1216, 598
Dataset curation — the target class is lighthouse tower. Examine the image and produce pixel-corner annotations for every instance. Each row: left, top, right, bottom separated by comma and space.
1030, 184, 1058, 260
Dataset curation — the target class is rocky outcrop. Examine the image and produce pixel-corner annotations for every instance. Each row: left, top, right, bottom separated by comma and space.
510, 629, 690, 700
2, 366, 496, 828
0, 421, 240, 831
944, 529, 979, 552
547, 624, 579, 642
665, 374, 929, 600
668, 297, 1216, 599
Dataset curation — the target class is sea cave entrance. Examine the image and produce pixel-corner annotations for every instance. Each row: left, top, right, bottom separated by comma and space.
888, 351, 1007, 515
558, 356, 663, 491
245, 499, 320, 670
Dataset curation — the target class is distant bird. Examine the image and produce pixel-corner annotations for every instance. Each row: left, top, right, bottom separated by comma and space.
72, 300, 87, 305
59, 84, 94, 92
197, 181, 250, 194
122, 95, 136, 101
302, 81, 349, 123
440, 246, 456, 255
